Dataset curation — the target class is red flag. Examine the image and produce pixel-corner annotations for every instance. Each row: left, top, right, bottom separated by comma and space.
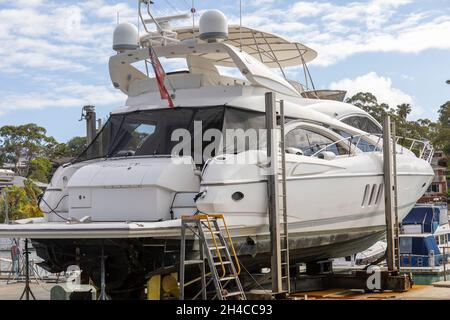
149, 47, 174, 108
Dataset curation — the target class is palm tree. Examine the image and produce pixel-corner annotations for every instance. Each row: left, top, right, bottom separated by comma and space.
396, 103, 412, 121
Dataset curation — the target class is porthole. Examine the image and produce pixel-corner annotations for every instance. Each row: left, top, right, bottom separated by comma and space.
232, 192, 244, 201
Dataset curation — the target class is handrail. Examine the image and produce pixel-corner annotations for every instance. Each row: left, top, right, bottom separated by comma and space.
204, 217, 227, 279
395, 136, 434, 163
213, 214, 242, 277
311, 133, 382, 158
309, 132, 434, 163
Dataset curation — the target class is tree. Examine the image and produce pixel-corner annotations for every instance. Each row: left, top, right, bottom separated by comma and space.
44, 136, 71, 159
345, 92, 389, 123
66, 136, 87, 157
0, 179, 43, 223
433, 101, 450, 157
396, 103, 412, 121
28, 157, 53, 183
0, 124, 55, 175
438, 101, 450, 125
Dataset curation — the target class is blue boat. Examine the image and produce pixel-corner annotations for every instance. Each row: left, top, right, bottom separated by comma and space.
399, 204, 450, 283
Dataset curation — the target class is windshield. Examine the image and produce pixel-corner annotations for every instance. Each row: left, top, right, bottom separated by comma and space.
341, 116, 382, 135
75, 106, 268, 165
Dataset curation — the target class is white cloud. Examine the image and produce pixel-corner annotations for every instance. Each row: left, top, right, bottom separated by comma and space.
0, 82, 125, 115
329, 71, 425, 118
330, 72, 413, 106
291, 2, 333, 18
233, 0, 450, 66
0, 0, 449, 119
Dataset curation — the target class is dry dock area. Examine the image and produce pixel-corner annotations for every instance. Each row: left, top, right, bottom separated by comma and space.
1, 281, 450, 300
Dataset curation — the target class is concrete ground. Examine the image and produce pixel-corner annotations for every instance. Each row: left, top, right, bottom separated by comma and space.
1, 281, 450, 300
0, 281, 52, 300
290, 282, 450, 300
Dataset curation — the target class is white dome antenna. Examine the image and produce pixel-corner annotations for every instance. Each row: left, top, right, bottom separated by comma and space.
199, 10, 228, 42
113, 22, 139, 52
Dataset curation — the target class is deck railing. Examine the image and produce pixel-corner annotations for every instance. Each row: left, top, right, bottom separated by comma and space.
311, 133, 434, 163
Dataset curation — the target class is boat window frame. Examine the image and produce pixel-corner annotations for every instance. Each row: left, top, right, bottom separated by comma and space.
284, 121, 354, 158
338, 114, 382, 135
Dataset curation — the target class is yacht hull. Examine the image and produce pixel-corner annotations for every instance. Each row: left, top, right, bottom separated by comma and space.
25, 223, 384, 298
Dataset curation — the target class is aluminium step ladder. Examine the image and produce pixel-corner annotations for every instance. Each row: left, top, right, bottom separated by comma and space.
180, 214, 246, 300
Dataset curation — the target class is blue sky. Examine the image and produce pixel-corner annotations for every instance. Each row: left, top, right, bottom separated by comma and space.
0, 0, 449, 142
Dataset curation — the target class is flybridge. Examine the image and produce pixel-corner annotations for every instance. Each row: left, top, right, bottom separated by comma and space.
109, 2, 331, 105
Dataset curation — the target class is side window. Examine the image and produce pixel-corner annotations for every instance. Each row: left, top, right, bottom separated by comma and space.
333, 129, 378, 152
286, 128, 345, 156
342, 116, 382, 135
400, 237, 413, 254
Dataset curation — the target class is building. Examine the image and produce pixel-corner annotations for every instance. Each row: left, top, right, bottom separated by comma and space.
419, 151, 449, 203
0, 169, 14, 190
1, 158, 28, 177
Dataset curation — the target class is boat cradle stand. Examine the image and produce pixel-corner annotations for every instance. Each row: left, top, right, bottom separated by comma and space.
291, 261, 413, 293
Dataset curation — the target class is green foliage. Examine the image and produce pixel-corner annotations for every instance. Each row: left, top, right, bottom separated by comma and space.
345, 92, 389, 123
396, 103, 412, 121
345, 93, 447, 158
28, 157, 53, 183
0, 179, 43, 223
435, 102, 450, 163
0, 124, 55, 175
66, 136, 87, 157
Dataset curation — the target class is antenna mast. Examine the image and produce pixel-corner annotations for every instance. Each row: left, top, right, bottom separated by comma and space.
191, 0, 196, 41
239, 0, 243, 51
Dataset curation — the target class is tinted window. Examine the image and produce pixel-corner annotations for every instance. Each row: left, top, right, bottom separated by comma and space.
333, 129, 379, 152
76, 107, 226, 163
341, 116, 382, 135
75, 107, 269, 164
286, 128, 346, 156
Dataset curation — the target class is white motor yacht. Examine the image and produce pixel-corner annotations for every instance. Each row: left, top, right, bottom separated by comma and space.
0, 7, 434, 297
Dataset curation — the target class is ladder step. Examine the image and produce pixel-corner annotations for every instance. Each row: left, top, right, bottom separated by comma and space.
184, 260, 204, 266
224, 291, 244, 298
210, 246, 226, 250
220, 276, 238, 282
214, 261, 232, 266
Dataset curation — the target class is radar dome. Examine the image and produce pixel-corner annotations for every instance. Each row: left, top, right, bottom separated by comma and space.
199, 10, 228, 42
113, 22, 139, 52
